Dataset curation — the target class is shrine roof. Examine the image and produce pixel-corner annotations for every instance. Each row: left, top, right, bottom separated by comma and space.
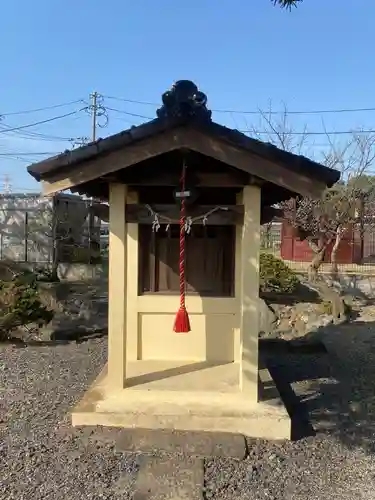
27, 80, 340, 191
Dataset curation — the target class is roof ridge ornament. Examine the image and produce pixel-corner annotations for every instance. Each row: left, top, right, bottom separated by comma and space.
156, 80, 212, 121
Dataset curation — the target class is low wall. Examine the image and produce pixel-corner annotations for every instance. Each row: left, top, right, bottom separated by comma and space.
24, 262, 107, 281
57, 263, 106, 281
330, 274, 375, 298
295, 271, 375, 298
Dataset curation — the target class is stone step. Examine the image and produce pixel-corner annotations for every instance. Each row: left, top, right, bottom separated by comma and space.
116, 428, 247, 459
134, 455, 204, 500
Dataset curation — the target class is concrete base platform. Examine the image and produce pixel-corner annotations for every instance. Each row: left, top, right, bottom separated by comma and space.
72, 360, 291, 440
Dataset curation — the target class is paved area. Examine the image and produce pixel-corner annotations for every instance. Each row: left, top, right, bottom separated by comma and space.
1, 325, 375, 499
134, 455, 204, 500
116, 429, 247, 459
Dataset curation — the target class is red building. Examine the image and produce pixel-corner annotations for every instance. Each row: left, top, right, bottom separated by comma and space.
280, 221, 363, 264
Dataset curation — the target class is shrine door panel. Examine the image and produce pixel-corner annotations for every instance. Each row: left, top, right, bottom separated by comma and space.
139, 224, 235, 297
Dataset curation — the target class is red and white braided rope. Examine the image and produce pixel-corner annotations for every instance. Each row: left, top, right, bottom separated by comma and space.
178, 162, 187, 309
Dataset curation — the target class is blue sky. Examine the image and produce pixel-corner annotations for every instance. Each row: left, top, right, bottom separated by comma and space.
1, 0, 374, 192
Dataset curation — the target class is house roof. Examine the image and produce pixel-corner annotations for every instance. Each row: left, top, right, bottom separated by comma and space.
27, 80, 340, 194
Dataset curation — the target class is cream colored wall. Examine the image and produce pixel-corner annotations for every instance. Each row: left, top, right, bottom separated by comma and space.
107, 183, 261, 400
125, 188, 241, 364
136, 297, 238, 362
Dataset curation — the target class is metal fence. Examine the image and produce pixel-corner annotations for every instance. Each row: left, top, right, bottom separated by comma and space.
0, 206, 103, 265
261, 221, 375, 275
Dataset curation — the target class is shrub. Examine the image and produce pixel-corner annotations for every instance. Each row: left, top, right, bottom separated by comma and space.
34, 267, 59, 282
259, 252, 299, 293
0, 271, 54, 341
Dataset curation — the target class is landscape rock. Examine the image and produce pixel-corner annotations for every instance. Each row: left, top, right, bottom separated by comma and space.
259, 299, 334, 341
36, 280, 108, 341
258, 298, 278, 336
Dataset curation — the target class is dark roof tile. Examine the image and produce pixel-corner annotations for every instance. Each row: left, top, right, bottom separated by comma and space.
27, 116, 340, 188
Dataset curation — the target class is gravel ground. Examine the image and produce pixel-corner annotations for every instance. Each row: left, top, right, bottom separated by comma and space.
0, 338, 138, 500
205, 344, 375, 500
1, 324, 375, 499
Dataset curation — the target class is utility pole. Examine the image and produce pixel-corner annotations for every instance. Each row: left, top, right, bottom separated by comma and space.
90, 91, 98, 142
3, 174, 11, 194
88, 91, 100, 248
87, 91, 107, 143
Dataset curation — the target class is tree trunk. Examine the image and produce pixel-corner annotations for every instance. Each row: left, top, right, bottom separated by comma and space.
306, 236, 349, 325
51, 259, 59, 282
307, 240, 327, 282
331, 227, 343, 277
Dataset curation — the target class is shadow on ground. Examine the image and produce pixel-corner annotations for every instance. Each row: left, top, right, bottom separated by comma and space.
263, 320, 375, 454
4, 328, 108, 347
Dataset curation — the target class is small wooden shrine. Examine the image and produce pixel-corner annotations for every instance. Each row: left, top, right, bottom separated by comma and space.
27, 81, 339, 439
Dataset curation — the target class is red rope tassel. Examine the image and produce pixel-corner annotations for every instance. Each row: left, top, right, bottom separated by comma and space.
173, 160, 191, 333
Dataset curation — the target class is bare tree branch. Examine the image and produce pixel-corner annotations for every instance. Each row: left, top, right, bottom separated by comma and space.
247, 101, 309, 156
253, 105, 375, 279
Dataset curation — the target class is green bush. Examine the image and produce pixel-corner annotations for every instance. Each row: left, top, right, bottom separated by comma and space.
34, 267, 59, 283
0, 271, 54, 341
259, 252, 299, 293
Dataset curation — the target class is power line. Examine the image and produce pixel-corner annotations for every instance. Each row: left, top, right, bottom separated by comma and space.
0, 152, 59, 156
103, 94, 375, 116
0, 99, 84, 117
0, 125, 81, 142
0, 109, 84, 134
105, 106, 152, 120
0, 155, 44, 163
1, 95, 375, 140
216, 106, 375, 116
110, 115, 141, 126
241, 128, 375, 136
1, 97, 374, 161
105, 107, 375, 136
2, 94, 375, 124
4, 132, 74, 142
104, 95, 157, 107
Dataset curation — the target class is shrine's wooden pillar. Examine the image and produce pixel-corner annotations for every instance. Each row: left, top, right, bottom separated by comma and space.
125, 189, 139, 362
239, 184, 261, 401
107, 183, 128, 388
